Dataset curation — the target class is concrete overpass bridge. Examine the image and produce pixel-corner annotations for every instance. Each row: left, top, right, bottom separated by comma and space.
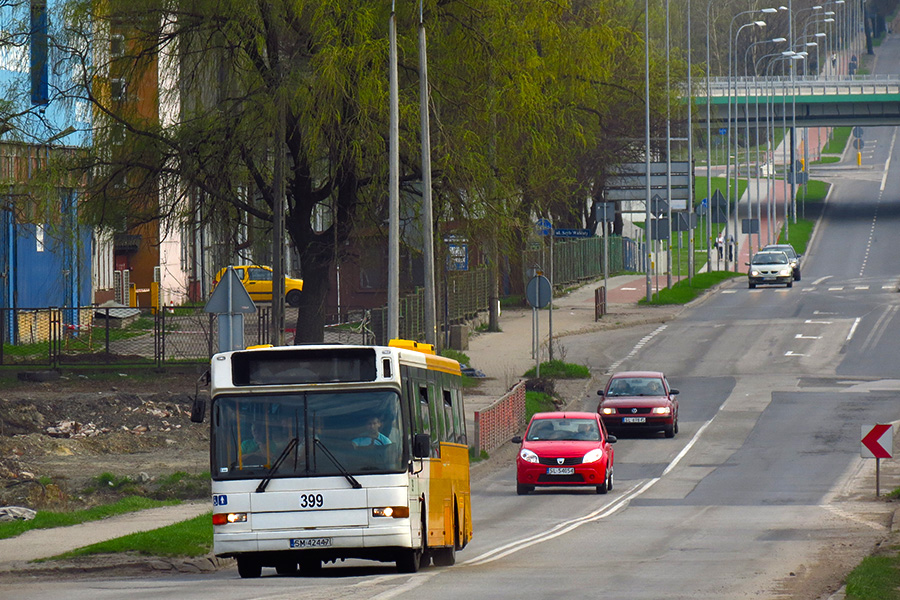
695, 74, 900, 127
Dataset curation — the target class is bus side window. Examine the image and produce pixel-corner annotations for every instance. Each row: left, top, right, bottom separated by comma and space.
451, 387, 465, 445
418, 383, 430, 436
442, 388, 456, 443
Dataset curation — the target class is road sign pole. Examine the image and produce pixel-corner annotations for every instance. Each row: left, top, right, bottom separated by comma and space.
877, 458, 881, 497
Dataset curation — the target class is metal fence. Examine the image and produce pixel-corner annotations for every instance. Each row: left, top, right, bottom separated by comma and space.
1, 236, 636, 365
369, 267, 492, 345
523, 235, 641, 287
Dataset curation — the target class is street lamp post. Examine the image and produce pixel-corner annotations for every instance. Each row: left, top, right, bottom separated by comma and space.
728, 12, 771, 270
749, 41, 787, 251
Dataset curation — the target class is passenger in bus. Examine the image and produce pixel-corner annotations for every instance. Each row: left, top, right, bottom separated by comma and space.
241, 422, 299, 466
352, 416, 392, 447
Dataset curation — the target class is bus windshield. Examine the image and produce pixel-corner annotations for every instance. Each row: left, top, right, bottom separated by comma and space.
212, 389, 404, 479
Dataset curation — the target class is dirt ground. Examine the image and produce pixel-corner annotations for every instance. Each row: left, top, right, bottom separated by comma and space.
0, 368, 211, 508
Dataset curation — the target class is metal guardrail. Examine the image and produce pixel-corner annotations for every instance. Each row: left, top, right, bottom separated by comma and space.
702, 74, 900, 97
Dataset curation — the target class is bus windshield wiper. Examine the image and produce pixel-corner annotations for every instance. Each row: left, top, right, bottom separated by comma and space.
314, 438, 362, 489
255, 437, 299, 493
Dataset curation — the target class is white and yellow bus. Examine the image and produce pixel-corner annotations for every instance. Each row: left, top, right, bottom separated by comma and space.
191, 339, 473, 578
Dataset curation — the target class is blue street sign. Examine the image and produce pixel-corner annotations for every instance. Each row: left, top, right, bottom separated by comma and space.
719, 128, 727, 135
553, 228, 592, 238
701, 198, 707, 208
536, 218, 552, 236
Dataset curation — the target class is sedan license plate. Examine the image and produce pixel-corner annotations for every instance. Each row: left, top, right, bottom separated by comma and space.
546, 467, 575, 475
622, 416, 646, 423
290, 537, 333, 549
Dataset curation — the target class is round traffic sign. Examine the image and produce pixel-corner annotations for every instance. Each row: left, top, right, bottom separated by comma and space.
536, 218, 552, 237
526, 275, 552, 308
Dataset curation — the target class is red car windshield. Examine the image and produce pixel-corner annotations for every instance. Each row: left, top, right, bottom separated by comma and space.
607, 378, 665, 396
526, 418, 600, 441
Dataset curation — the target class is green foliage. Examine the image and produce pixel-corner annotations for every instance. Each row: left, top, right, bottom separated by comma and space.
468, 447, 489, 463
798, 179, 829, 203
0, 497, 180, 541
525, 390, 557, 420
523, 360, 590, 379
440, 348, 471, 366
46, 513, 213, 560
150, 472, 211, 501
813, 156, 840, 164
844, 555, 900, 600
641, 271, 745, 305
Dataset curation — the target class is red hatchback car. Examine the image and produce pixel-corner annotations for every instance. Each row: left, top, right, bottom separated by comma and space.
597, 371, 680, 438
512, 412, 616, 495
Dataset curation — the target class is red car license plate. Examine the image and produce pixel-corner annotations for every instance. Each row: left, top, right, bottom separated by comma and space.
622, 416, 646, 423
546, 467, 574, 475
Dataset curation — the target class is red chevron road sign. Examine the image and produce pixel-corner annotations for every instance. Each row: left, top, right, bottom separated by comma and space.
861, 424, 893, 459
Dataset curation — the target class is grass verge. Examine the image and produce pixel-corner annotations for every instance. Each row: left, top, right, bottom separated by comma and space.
523, 360, 590, 379
0, 496, 181, 540
45, 512, 213, 561
844, 553, 900, 600
641, 271, 745, 305
525, 390, 557, 421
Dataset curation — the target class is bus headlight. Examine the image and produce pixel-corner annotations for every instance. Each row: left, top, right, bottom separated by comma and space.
373, 506, 410, 518
212, 512, 247, 525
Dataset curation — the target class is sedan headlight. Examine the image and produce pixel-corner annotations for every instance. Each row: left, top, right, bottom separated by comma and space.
778, 267, 792, 277
750, 269, 761, 277
651, 406, 671, 415
600, 407, 616, 415
519, 448, 539, 463
583, 449, 605, 463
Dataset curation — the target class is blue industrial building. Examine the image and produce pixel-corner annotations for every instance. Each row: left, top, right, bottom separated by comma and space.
0, 0, 93, 342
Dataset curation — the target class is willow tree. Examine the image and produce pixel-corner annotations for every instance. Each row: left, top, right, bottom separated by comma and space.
50, 0, 668, 341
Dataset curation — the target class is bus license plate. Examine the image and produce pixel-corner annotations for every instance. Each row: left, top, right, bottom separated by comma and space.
622, 416, 646, 423
546, 467, 574, 475
290, 537, 333, 549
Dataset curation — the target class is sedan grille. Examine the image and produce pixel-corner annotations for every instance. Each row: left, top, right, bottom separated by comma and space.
538, 456, 583, 466
617, 407, 652, 415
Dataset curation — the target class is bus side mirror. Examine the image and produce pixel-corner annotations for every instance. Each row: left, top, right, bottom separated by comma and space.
190, 370, 210, 423
190, 398, 206, 423
413, 433, 431, 458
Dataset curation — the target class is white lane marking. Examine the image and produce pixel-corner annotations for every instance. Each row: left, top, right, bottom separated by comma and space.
813, 275, 833, 285
795, 334, 821, 339
814, 311, 837, 315
828, 287, 844, 291
621, 287, 637, 291
855, 286, 870, 290
785, 351, 807, 356
463, 414, 720, 567
722, 290, 737, 294
846, 317, 861, 342
805, 320, 833, 324
881, 128, 897, 191
607, 324, 668, 373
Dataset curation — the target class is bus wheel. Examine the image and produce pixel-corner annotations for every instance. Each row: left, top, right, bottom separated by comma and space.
237, 556, 262, 578
275, 560, 298, 576
431, 528, 457, 567
397, 528, 425, 573
431, 545, 455, 566
298, 558, 322, 576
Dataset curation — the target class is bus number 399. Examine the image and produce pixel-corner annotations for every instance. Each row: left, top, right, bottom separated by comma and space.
299, 493, 325, 508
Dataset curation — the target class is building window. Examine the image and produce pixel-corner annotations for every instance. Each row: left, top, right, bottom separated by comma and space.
110, 34, 124, 57
110, 78, 125, 101
30, 0, 48, 105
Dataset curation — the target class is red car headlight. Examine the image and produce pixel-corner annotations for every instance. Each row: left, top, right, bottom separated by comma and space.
651, 406, 671, 415
582, 449, 605, 463
519, 448, 539, 463
600, 407, 616, 415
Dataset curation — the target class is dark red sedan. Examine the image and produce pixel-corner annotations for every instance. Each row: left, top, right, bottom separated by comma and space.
597, 371, 680, 438
512, 412, 616, 495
